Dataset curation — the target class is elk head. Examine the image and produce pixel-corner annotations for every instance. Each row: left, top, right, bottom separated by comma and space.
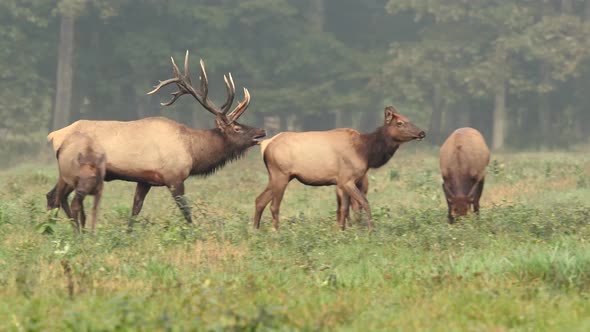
147, 51, 266, 147
444, 182, 478, 218
383, 106, 426, 142
447, 195, 471, 217
76, 152, 106, 195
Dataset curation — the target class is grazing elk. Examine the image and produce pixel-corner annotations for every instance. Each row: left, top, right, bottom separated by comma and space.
47, 51, 266, 223
55, 132, 106, 232
439, 127, 490, 223
254, 106, 425, 230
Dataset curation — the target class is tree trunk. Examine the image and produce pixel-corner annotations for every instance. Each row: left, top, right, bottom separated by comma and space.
334, 109, 352, 128
561, 0, 574, 13
264, 114, 281, 137
307, 0, 324, 32
285, 113, 301, 131
538, 63, 552, 148
492, 46, 507, 150
359, 109, 379, 132
492, 80, 506, 150
428, 85, 443, 144
52, 15, 75, 131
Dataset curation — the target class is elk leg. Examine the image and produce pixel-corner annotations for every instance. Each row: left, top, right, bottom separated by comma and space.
254, 184, 273, 229
270, 176, 290, 230
336, 188, 342, 224
336, 186, 350, 230
80, 200, 87, 229
46, 184, 59, 210
473, 179, 485, 215
56, 178, 73, 219
70, 193, 84, 233
91, 186, 102, 232
132, 182, 151, 217
168, 182, 192, 223
343, 181, 372, 230
443, 183, 454, 224
350, 175, 368, 216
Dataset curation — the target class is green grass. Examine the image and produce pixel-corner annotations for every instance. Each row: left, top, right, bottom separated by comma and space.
0, 148, 589, 331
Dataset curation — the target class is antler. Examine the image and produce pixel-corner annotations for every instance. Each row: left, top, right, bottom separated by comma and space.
147, 50, 250, 123
227, 88, 251, 122
220, 73, 236, 114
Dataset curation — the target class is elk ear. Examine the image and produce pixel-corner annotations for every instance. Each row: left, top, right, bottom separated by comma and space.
384, 106, 396, 125
442, 182, 454, 197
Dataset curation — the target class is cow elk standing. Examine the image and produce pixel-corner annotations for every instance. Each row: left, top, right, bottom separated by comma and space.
55, 132, 106, 232
46, 51, 266, 223
439, 127, 490, 223
254, 106, 426, 230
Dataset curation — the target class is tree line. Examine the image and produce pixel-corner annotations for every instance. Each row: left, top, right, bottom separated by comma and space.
1, 0, 589, 166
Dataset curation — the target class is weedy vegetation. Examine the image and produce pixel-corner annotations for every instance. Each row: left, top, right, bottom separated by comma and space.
0, 149, 589, 331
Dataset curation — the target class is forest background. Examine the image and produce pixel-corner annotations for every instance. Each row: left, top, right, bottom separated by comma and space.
1, 0, 589, 167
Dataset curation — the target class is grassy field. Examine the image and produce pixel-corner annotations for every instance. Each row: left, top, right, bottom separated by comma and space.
0, 147, 589, 331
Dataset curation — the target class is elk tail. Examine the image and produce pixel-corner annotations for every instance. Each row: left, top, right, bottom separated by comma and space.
46, 131, 55, 143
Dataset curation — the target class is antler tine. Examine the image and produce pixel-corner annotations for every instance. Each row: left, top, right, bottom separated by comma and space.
199, 59, 209, 100
160, 91, 183, 106
183, 50, 192, 85
146, 56, 182, 95
171, 56, 181, 78
147, 78, 179, 95
220, 73, 236, 114
228, 88, 251, 122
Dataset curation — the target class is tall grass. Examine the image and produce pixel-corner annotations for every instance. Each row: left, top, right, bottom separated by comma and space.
0, 150, 589, 330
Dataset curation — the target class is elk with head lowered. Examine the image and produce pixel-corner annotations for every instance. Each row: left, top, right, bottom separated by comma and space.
46, 51, 266, 223
254, 106, 425, 230
54, 132, 106, 233
439, 127, 490, 223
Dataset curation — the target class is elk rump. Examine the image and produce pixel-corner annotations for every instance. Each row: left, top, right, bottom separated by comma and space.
439, 127, 490, 223
54, 131, 106, 232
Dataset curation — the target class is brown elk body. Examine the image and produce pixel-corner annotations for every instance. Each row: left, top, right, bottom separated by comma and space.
46, 51, 265, 223
439, 127, 490, 223
55, 132, 106, 232
254, 106, 425, 230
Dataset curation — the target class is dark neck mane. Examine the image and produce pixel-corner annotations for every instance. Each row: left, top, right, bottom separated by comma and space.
359, 126, 401, 169
188, 128, 248, 177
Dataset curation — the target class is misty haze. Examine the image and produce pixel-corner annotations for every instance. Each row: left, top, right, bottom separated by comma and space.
0, 1, 589, 330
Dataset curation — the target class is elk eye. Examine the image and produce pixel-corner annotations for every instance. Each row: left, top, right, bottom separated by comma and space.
396, 121, 404, 127
233, 126, 242, 132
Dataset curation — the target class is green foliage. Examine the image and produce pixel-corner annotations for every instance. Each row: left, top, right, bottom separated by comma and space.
35, 211, 58, 235
0, 152, 589, 330
383, 0, 590, 146
0, 1, 54, 166
3, 0, 590, 166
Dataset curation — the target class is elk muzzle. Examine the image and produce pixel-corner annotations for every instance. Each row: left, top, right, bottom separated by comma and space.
253, 129, 267, 144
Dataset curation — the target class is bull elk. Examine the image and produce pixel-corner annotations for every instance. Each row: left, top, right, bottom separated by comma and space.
46, 51, 266, 223
254, 106, 425, 230
54, 132, 106, 232
439, 127, 490, 223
